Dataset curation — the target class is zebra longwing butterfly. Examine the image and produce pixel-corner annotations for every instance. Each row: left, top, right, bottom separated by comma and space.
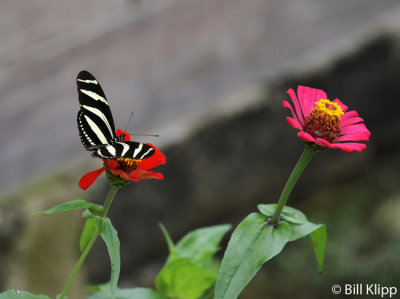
76, 70, 155, 160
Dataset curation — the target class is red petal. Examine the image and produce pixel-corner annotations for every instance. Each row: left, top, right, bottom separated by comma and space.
128, 168, 164, 181
105, 159, 119, 170
79, 167, 105, 190
116, 129, 131, 141
139, 171, 164, 180
139, 144, 166, 170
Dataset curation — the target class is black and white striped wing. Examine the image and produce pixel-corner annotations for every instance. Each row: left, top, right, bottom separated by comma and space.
93, 141, 155, 160
77, 70, 116, 150
76, 70, 156, 161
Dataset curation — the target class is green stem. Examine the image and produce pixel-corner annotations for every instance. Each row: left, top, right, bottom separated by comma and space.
270, 145, 316, 224
58, 231, 98, 299
101, 187, 119, 217
58, 187, 119, 299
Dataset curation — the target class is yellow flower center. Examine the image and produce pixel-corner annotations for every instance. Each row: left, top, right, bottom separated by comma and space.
303, 99, 343, 142
116, 158, 141, 173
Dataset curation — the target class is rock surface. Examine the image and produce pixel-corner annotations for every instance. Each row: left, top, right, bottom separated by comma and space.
1, 0, 399, 195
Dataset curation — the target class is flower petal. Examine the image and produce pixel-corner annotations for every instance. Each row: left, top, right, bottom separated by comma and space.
315, 138, 334, 148
341, 110, 359, 121
297, 131, 316, 142
286, 117, 302, 129
284, 85, 369, 153
286, 89, 304, 123
333, 98, 348, 112
340, 123, 370, 135
129, 168, 164, 181
341, 116, 365, 127
283, 100, 299, 121
116, 128, 130, 141
139, 144, 166, 170
105, 159, 119, 170
338, 123, 371, 142
337, 132, 371, 142
331, 142, 367, 153
297, 86, 327, 118
79, 167, 105, 190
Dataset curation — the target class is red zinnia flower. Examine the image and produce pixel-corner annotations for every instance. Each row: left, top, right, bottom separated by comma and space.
79, 129, 166, 190
283, 86, 370, 152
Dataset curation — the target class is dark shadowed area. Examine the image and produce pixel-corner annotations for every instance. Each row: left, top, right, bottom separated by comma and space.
87, 35, 400, 298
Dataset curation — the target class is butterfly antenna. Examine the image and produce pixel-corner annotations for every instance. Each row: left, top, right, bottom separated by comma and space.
124, 112, 134, 132
125, 112, 159, 137
130, 133, 160, 138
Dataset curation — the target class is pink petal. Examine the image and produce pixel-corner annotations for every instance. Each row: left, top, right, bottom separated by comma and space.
340, 123, 370, 135
286, 89, 304, 123
286, 117, 302, 129
341, 116, 365, 126
297, 131, 316, 142
341, 110, 359, 121
333, 98, 348, 112
337, 132, 370, 142
315, 138, 334, 148
339, 124, 371, 141
283, 100, 298, 119
297, 86, 327, 117
331, 142, 367, 153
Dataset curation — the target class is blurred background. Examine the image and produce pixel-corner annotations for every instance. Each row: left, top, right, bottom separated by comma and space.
0, 0, 400, 298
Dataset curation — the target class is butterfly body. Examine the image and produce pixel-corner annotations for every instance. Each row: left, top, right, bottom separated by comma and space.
76, 70, 154, 160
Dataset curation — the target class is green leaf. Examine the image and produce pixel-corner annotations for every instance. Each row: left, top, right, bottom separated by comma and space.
156, 258, 217, 299
82, 209, 98, 219
198, 287, 214, 299
258, 204, 325, 241
87, 287, 167, 299
310, 224, 327, 273
34, 199, 102, 215
97, 218, 120, 299
174, 224, 231, 269
159, 223, 177, 260
214, 212, 291, 299
80, 217, 99, 251
258, 204, 307, 224
288, 220, 323, 242
156, 224, 230, 298
84, 282, 111, 292
0, 290, 52, 299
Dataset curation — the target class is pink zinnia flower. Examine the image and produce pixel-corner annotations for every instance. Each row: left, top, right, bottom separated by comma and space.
283, 86, 370, 152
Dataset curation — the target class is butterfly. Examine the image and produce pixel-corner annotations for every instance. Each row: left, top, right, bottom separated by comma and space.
76, 70, 155, 160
